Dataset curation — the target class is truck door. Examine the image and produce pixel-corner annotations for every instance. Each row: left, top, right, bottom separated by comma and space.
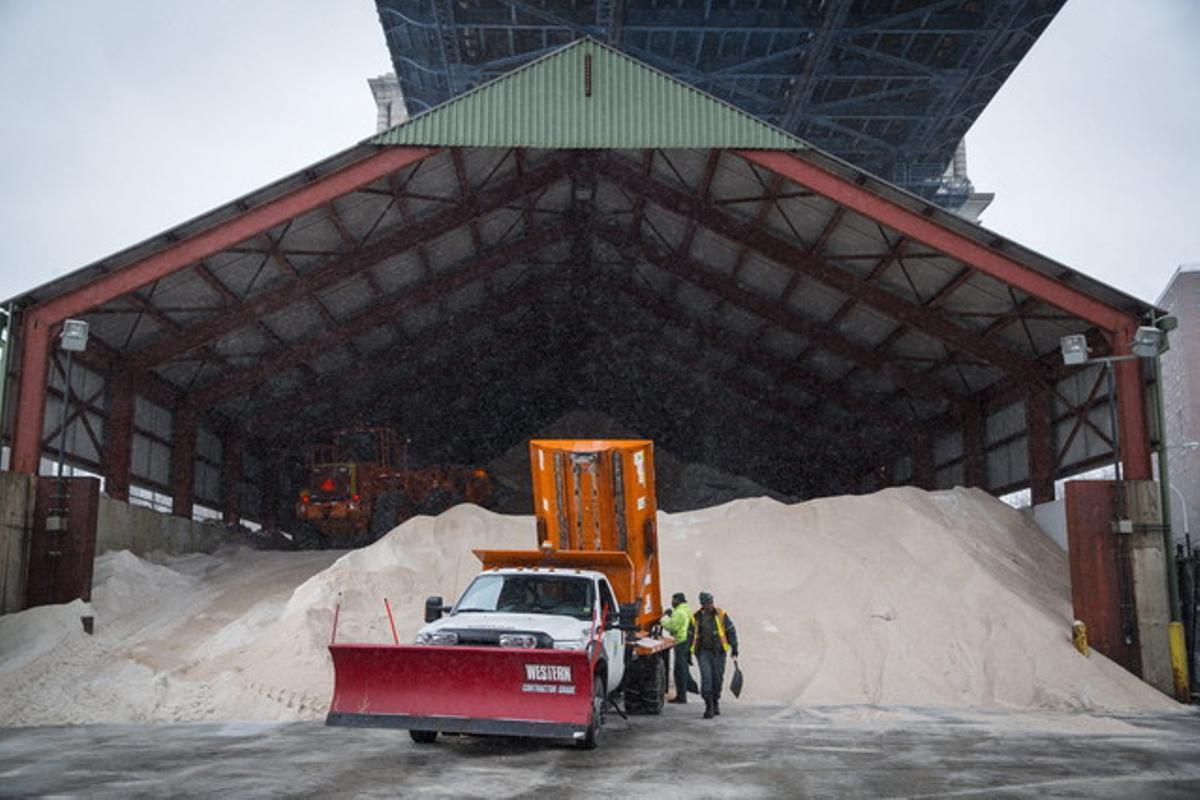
598, 578, 624, 691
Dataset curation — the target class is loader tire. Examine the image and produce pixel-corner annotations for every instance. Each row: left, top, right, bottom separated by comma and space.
370, 491, 405, 541
409, 730, 437, 745
292, 522, 328, 551
621, 655, 666, 715
578, 674, 606, 749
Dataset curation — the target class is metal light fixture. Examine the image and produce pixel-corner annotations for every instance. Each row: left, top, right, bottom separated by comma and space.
1131, 325, 1165, 358
60, 319, 89, 352
1059, 333, 1090, 366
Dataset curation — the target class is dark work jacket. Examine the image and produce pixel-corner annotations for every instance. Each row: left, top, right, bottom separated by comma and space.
691, 607, 738, 655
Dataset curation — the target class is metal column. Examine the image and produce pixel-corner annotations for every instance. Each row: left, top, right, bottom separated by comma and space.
103, 372, 135, 501
171, 408, 197, 519
1026, 386, 1056, 504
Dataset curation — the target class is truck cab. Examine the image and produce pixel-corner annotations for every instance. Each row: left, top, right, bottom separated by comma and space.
417, 567, 626, 693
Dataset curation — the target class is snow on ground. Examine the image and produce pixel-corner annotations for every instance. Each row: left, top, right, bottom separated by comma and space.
0, 487, 1178, 727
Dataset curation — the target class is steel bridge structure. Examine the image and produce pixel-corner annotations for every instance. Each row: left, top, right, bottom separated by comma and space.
375, 0, 1065, 208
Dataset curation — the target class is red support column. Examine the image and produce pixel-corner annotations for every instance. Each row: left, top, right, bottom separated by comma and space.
103, 371, 135, 500
1111, 325, 1153, 481
221, 433, 242, 526
912, 433, 935, 490
963, 402, 988, 489
1026, 386, 1056, 504
171, 408, 196, 519
11, 312, 52, 474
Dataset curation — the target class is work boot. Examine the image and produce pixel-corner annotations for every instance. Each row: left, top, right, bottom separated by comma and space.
712, 698, 720, 716
669, 693, 687, 704
703, 698, 714, 719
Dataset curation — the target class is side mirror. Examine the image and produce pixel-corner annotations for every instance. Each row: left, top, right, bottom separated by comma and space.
424, 595, 447, 623
604, 610, 620, 631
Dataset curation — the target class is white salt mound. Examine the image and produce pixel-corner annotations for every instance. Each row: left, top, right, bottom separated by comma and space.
0, 488, 1176, 726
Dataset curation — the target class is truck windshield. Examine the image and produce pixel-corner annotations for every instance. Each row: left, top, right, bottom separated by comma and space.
455, 574, 594, 621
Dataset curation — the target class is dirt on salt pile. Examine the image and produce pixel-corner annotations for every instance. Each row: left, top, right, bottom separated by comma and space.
0, 487, 1177, 726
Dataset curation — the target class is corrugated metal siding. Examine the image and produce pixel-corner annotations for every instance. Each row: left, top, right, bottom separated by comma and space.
372, 39, 806, 151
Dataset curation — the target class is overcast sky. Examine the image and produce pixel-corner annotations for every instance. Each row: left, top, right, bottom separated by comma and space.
1, 0, 1197, 307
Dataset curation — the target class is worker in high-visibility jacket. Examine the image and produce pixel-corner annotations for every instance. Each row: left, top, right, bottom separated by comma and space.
691, 591, 738, 719
660, 592, 693, 704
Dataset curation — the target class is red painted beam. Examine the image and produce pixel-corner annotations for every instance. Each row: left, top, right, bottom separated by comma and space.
128, 156, 566, 371
102, 372, 135, 501
35, 147, 436, 326
737, 150, 1135, 334
11, 315, 53, 473
1111, 325, 1152, 480
171, 408, 197, 519
1026, 385, 1056, 504
187, 222, 569, 408
599, 157, 1046, 382
962, 401, 988, 488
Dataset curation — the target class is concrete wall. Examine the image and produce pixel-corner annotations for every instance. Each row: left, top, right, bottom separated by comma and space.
96, 496, 224, 557
1127, 479, 1175, 697
0, 471, 32, 614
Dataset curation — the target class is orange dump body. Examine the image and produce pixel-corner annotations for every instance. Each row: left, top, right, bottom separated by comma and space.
475, 439, 663, 630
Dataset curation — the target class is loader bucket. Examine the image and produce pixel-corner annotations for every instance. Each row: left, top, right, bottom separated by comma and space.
326, 644, 597, 740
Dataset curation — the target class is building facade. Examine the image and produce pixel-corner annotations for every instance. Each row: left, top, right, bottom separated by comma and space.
1159, 265, 1200, 544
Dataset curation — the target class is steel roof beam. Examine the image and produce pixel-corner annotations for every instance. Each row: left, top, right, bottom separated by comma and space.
126, 156, 568, 371
601, 156, 1044, 382
736, 151, 1134, 333
598, 274, 914, 432
594, 222, 962, 414
187, 221, 569, 409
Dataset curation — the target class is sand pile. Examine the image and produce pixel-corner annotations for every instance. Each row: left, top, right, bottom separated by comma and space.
0, 487, 1177, 726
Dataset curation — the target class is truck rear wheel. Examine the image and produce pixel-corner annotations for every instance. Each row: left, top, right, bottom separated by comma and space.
621, 654, 666, 715
409, 730, 437, 744
578, 673, 606, 749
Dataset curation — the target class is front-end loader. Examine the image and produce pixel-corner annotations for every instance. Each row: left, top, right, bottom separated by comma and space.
325, 439, 674, 748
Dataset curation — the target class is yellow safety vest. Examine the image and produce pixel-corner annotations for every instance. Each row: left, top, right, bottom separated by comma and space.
690, 608, 730, 654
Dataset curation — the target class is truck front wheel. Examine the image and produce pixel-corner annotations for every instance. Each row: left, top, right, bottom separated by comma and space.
578, 673, 606, 749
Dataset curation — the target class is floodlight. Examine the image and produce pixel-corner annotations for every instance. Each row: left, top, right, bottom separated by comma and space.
1059, 334, 1090, 366
1131, 326, 1164, 358
60, 319, 90, 352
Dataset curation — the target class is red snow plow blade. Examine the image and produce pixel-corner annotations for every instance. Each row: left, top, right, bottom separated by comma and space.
326, 644, 596, 740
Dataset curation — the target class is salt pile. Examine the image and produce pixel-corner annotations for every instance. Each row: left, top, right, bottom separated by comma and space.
0, 487, 1176, 726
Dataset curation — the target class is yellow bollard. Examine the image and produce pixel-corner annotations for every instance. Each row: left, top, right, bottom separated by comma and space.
1168, 621, 1191, 703
1072, 620, 1089, 657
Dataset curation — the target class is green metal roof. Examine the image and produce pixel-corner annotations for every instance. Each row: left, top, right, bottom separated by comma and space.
370, 38, 808, 150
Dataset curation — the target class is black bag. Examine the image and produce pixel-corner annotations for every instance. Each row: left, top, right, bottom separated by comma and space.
730, 658, 744, 698
687, 674, 700, 694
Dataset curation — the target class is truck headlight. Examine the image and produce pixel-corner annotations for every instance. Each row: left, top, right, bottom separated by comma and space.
553, 638, 586, 651
415, 631, 458, 646
499, 633, 538, 649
